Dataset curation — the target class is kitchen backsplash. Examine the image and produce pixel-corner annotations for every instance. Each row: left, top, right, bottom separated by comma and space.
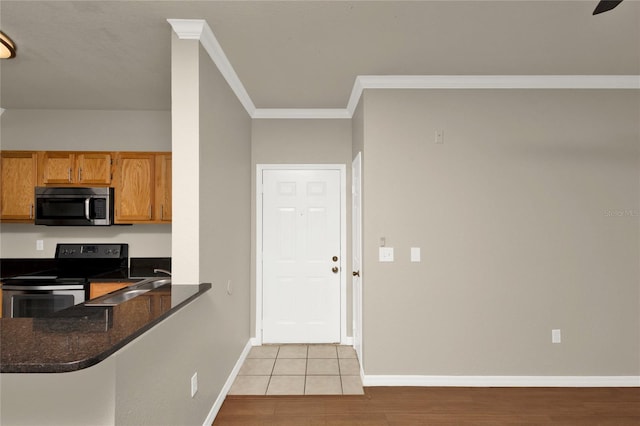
0, 224, 171, 259
129, 258, 172, 278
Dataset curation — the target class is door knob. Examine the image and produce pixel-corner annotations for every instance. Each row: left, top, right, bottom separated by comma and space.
352, 271, 360, 277
332, 266, 339, 274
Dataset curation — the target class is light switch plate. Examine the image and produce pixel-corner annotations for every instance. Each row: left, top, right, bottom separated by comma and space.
552, 329, 561, 343
379, 247, 394, 262
411, 247, 421, 262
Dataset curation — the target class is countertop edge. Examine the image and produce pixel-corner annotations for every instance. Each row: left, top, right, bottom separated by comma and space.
1, 283, 212, 374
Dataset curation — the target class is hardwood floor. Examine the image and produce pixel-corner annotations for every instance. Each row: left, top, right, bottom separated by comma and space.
213, 386, 640, 425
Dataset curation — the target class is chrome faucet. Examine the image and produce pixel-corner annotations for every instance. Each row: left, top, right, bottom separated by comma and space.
153, 268, 172, 276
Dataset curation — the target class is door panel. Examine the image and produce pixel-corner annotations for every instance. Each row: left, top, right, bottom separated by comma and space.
262, 169, 341, 343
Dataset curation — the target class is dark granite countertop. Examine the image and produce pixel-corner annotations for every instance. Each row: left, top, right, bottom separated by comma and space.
0, 282, 211, 373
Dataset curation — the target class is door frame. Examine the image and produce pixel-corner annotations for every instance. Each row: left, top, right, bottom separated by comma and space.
352, 152, 363, 362
256, 164, 347, 345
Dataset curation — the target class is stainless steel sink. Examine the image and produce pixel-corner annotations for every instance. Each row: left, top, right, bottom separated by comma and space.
85, 277, 171, 306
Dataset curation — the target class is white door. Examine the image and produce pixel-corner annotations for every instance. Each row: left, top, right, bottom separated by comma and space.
262, 169, 342, 343
352, 153, 363, 361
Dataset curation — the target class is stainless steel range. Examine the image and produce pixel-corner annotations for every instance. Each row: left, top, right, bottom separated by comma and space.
2, 243, 128, 318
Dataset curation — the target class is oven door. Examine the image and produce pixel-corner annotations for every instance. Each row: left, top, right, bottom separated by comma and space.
2, 285, 85, 318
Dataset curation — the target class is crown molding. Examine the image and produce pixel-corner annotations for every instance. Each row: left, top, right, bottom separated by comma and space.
168, 19, 256, 117
344, 75, 640, 117
253, 108, 350, 119
168, 19, 640, 120
167, 19, 205, 40
355, 75, 640, 90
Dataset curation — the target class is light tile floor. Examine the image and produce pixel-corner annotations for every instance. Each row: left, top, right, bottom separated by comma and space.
229, 344, 364, 396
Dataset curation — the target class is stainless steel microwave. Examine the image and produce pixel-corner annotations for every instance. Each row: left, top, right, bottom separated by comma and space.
35, 187, 114, 226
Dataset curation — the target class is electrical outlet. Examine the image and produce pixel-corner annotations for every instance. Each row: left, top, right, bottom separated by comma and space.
552, 329, 561, 344
191, 372, 198, 397
36, 240, 44, 251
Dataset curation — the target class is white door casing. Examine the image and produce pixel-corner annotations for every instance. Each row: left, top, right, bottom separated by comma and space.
352, 153, 363, 363
257, 165, 346, 344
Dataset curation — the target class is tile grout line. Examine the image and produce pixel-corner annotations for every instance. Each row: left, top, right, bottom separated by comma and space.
303, 345, 308, 395
337, 352, 344, 395
264, 346, 280, 395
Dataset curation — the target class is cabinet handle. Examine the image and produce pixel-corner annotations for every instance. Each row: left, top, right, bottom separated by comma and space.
30, 204, 34, 219
78, 168, 82, 182
161, 205, 164, 220
149, 205, 152, 219
68, 168, 72, 182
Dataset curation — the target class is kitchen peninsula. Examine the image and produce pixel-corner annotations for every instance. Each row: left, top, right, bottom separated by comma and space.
1, 281, 211, 373
0, 282, 213, 426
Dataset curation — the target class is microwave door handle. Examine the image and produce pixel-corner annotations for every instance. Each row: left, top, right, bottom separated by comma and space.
85, 198, 91, 220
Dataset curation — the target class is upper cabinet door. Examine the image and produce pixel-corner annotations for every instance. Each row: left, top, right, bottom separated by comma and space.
40, 152, 112, 186
0, 151, 38, 222
76, 153, 112, 185
41, 152, 75, 184
155, 154, 172, 222
114, 152, 155, 223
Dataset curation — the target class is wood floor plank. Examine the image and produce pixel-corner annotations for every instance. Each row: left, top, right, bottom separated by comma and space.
213, 386, 640, 425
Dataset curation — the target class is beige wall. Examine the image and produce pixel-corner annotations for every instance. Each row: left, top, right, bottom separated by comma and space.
115, 294, 219, 426
0, 109, 171, 151
156, 36, 252, 424
0, 109, 172, 258
170, 33, 201, 283
197, 38, 252, 385
1, 357, 116, 426
361, 89, 640, 376
250, 119, 352, 338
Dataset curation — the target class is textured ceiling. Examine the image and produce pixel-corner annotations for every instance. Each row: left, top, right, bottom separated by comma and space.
0, 0, 638, 111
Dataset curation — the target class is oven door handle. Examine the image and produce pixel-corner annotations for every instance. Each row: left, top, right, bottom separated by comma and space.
85, 198, 91, 220
2, 285, 85, 291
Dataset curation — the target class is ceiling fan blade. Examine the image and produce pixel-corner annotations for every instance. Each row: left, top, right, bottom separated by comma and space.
593, 0, 624, 15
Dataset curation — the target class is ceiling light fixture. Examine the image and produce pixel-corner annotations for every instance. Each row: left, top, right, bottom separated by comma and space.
0, 31, 16, 59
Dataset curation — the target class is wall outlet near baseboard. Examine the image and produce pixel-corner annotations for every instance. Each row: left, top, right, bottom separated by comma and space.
191, 372, 198, 397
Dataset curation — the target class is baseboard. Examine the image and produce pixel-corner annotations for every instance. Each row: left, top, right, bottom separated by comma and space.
202, 339, 253, 426
249, 337, 353, 346
362, 375, 640, 387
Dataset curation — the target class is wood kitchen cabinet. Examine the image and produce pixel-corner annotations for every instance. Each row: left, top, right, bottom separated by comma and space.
0, 151, 38, 222
89, 282, 132, 300
114, 152, 171, 224
155, 153, 172, 222
39, 151, 112, 186
0, 150, 170, 224
114, 152, 155, 223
